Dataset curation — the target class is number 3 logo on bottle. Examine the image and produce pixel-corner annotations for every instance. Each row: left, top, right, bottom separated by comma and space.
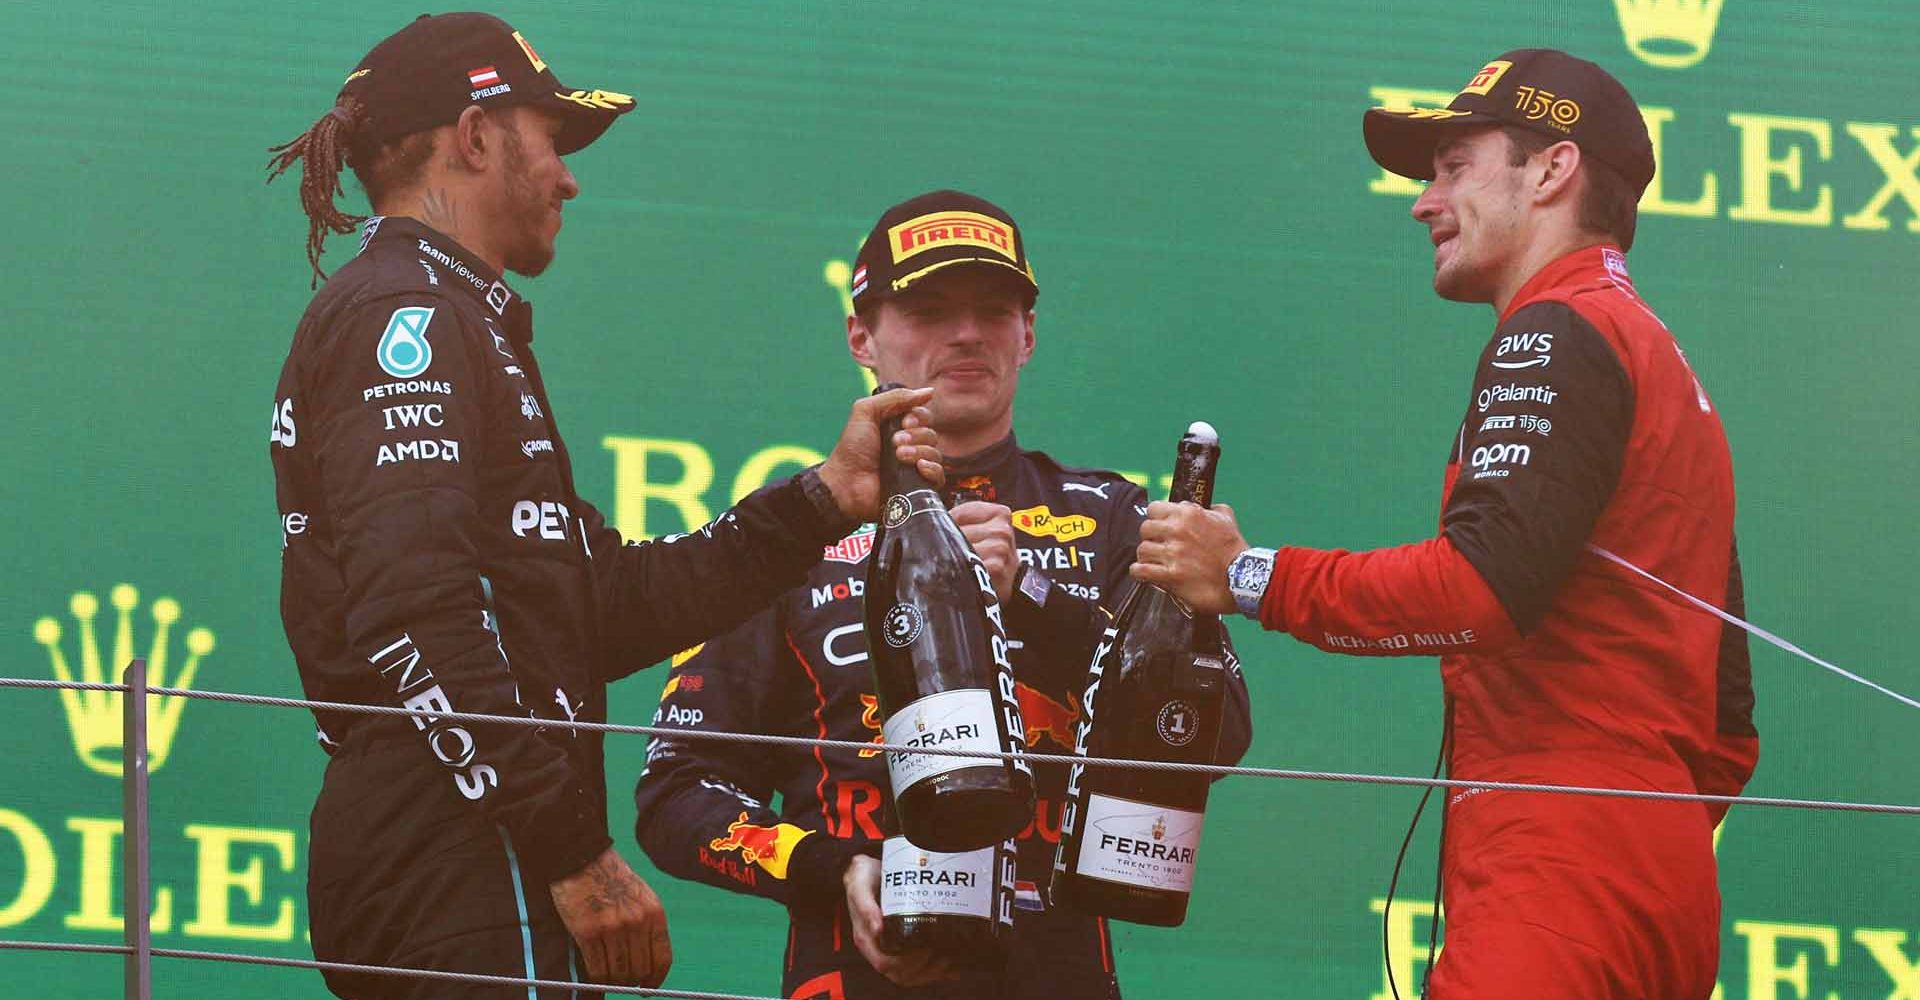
883, 604, 924, 648
1156, 700, 1197, 747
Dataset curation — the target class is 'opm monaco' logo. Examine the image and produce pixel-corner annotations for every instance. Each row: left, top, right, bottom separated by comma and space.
31, 584, 216, 778
1613, 0, 1725, 70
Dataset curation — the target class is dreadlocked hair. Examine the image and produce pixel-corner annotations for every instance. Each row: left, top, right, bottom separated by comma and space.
266, 98, 369, 287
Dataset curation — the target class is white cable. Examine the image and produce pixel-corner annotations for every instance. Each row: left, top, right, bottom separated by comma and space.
1587, 544, 1920, 712
0, 939, 778, 1000
4, 676, 1918, 816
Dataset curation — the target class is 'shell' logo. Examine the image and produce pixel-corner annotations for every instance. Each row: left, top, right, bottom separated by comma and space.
32, 584, 216, 778
858, 694, 885, 758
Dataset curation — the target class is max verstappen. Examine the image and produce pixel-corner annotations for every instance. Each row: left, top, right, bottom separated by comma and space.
634, 190, 1253, 999
266, 14, 941, 999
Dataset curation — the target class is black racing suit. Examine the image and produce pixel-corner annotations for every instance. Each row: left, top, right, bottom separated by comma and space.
271, 216, 852, 999
633, 436, 1254, 999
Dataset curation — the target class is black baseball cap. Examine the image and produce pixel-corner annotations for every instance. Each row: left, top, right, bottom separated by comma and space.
338, 13, 633, 156
849, 190, 1039, 309
1363, 49, 1655, 197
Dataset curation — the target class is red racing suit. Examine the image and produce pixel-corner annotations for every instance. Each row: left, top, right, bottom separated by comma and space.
1255, 245, 1757, 999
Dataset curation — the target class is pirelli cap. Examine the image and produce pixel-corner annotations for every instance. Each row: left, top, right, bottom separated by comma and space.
338, 12, 634, 156
849, 190, 1039, 308
1363, 48, 1656, 197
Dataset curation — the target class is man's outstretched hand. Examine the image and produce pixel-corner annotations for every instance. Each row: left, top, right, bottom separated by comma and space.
1131, 500, 1249, 616
817, 386, 943, 521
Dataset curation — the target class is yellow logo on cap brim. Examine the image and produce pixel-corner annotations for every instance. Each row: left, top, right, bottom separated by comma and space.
555, 90, 633, 111
1380, 107, 1476, 121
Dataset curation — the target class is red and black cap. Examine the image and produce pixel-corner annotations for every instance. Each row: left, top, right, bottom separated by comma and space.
338, 12, 633, 156
849, 190, 1039, 309
1363, 48, 1655, 197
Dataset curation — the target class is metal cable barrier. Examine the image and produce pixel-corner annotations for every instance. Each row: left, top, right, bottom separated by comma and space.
3, 669, 1916, 1000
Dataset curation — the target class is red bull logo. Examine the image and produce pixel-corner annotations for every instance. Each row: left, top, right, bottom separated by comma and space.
951, 474, 998, 503
707, 812, 812, 879
1015, 682, 1080, 750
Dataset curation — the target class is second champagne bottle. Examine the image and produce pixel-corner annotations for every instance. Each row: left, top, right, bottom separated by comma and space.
865, 383, 1035, 852
1052, 421, 1232, 926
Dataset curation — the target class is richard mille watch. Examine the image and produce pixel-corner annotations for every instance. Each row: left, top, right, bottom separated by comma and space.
1226, 547, 1277, 619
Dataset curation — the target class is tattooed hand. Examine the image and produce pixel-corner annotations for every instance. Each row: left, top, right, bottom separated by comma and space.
549, 848, 672, 987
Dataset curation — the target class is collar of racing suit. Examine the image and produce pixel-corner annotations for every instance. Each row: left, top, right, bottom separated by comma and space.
361, 215, 535, 342
1498, 243, 1630, 324
942, 431, 1021, 480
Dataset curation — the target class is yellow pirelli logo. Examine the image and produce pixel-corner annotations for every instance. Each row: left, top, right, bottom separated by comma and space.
1460, 60, 1512, 96
888, 211, 1016, 265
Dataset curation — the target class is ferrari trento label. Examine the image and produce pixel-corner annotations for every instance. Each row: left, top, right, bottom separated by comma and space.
880, 836, 995, 919
1074, 794, 1205, 894
883, 689, 1002, 793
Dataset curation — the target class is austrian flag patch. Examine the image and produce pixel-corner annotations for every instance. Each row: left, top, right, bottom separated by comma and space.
468, 66, 501, 88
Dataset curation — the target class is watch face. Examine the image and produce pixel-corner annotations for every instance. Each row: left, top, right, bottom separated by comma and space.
1230, 550, 1274, 596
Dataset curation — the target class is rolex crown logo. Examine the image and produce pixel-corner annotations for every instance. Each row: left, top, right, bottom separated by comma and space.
1612, 0, 1726, 70
32, 584, 215, 778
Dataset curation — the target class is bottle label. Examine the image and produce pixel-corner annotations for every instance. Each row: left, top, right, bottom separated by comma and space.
884, 688, 1003, 793
1073, 794, 1205, 894
881, 489, 944, 529
879, 836, 995, 919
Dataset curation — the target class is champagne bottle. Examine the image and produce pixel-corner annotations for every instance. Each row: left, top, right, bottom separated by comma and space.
879, 834, 1017, 961
866, 383, 1034, 852
1051, 422, 1229, 927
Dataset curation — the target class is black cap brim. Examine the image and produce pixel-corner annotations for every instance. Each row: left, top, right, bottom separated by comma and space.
1362, 107, 1501, 182
892, 257, 1038, 298
538, 88, 636, 155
